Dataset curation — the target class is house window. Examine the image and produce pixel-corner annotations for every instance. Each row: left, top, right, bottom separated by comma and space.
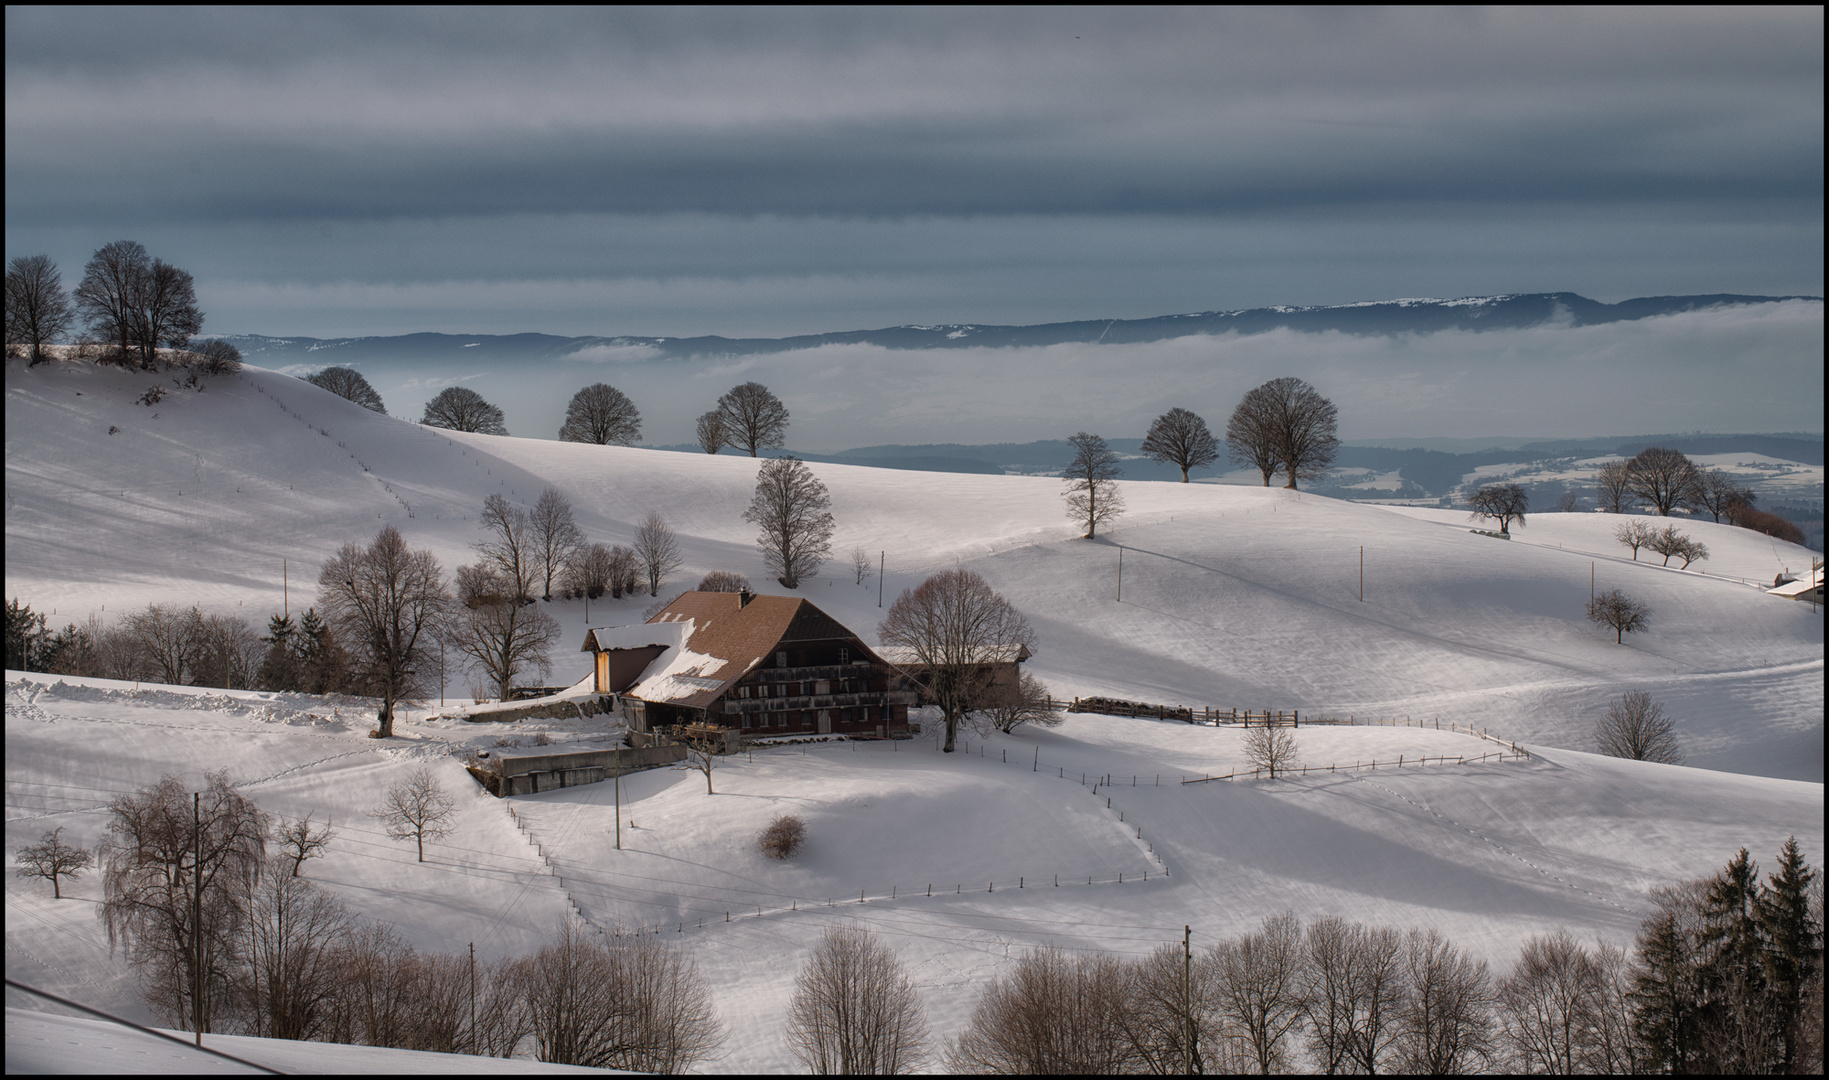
741, 715, 752, 730
839, 647, 850, 663
738, 686, 749, 699
777, 650, 788, 667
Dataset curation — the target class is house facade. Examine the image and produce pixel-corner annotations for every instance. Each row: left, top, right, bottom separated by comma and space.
581, 591, 918, 739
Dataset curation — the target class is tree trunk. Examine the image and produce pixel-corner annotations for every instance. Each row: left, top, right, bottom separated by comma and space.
943, 710, 958, 753
1180, 466, 1190, 483
376, 702, 394, 739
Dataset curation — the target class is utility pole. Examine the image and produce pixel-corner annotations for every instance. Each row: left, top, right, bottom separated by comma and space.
283, 558, 288, 619
1591, 561, 1595, 602
468, 942, 476, 1054
193, 791, 203, 1047
614, 743, 622, 850
878, 551, 884, 608
1117, 545, 1123, 602
1359, 546, 1364, 602
440, 640, 446, 708
1183, 924, 1193, 1075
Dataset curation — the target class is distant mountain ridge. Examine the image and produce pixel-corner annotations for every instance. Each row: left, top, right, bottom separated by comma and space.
224, 291, 1820, 365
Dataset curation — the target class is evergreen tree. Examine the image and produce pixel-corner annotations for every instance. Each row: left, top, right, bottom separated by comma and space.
1754, 837, 1821, 1073
1631, 885, 1706, 1073
1697, 848, 1772, 1072
258, 613, 301, 692
5, 598, 50, 671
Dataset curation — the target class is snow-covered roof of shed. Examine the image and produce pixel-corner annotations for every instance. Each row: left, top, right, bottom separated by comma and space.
580, 621, 691, 654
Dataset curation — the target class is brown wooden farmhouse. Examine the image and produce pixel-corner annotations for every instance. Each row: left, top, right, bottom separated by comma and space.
581, 591, 917, 738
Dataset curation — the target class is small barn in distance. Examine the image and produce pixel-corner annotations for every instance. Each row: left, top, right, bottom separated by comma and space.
582, 591, 917, 739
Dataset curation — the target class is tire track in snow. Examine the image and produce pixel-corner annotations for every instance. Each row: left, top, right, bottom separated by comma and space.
1342, 769, 1632, 913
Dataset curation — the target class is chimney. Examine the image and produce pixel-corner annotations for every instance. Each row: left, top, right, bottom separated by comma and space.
738, 590, 754, 608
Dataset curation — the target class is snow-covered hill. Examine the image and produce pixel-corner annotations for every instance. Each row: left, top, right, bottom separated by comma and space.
5, 358, 1821, 780
4, 357, 1822, 1072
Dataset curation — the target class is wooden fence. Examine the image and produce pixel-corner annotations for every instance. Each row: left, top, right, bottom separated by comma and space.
1181, 747, 1526, 784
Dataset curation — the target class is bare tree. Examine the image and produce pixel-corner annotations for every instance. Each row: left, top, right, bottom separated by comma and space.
758, 814, 806, 859
610, 544, 641, 599
188, 338, 242, 376
1586, 589, 1651, 645
422, 386, 508, 434
1396, 926, 1498, 1075
14, 827, 93, 898
5, 254, 74, 365
1614, 519, 1656, 560
1555, 489, 1582, 513
231, 858, 353, 1041
633, 512, 683, 597
370, 766, 456, 862
850, 547, 875, 586
1063, 431, 1124, 538
1625, 447, 1702, 517
980, 671, 1059, 734
1211, 910, 1309, 1074
475, 493, 535, 601
558, 382, 641, 445
1646, 524, 1708, 569
1141, 407, 1220, 482
1694, 469, 1745, 523
674, 725, 722, 795
715, 381, 789, 456
122, 602, 205, 685
1467, 483, 1529, 536
879, 569, 1037, 753
307, 366, 387, 414
564, 542, 615, 599
695, 409, 728, 454
74, 240, 151, 365
528, 487, 585, 601
787, 925, 930, 1074
1594, 460, 1636, 513
134, 259, 203, 367
192, 612, 263, 690
274, 815, 336, 877
317, 524, 452, 737
1498, 929, 1604, 1074
696, 570, 751, 592
100, 770, 269, 1034
1123, 942, 1227, 1075
447, 565, 561, 700
1594, 690, 1683, 763
745, 456, 835, 588
1226, 385, 1283, 486
1243, 723, 1300, 779
946, 947, 1135, 1074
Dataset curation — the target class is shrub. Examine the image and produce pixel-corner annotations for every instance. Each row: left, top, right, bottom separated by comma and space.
759, 814, 806, 859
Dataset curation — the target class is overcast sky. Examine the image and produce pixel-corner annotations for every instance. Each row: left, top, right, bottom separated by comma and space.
5, 7, 1822, 341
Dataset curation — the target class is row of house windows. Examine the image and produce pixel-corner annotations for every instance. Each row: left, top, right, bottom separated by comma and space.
737, 707, 873, 730
735, 679, 867, 699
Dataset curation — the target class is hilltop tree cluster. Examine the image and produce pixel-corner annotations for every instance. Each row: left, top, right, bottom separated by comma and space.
6, 245, 239, 373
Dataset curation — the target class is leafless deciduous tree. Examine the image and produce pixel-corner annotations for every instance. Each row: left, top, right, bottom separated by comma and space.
370, 766, 456, 862
715, 381, 789, 456
317, 524, 452, 737
1229, 377, 1340, 489
744, 456, 835, 588
1694, 469, 1746, 523
192, 612, 263, 690
946, 946, 1135, 1074
134, 259, 203, 367
634, 512, 683, 597
1555, 489, 1582, 513
188, 338, 242, 376
14, 826, 93, 898
1212, 910, 1309, 1074
528, 487, 586, 601
1243, 723, 1300, 779
1226, 386, 1283, 487
75, 240, 150, 364
565, 542, 636, 600
475, 493, 535, 601
695, 409, 728, 453
1498, 929, 1606, 1074
696, 570, 751, 592
1595, 460, 1636, 513
231, 858, 353, 1041
448, 564, 561, 700
878, 569, 1036, 754
1122, 942, 1228, 1075
851, 547, 875, 585
1594, 690, 1683, 764
980, 671, 1059, 734
674, 725, 722, 795
1614, 519, 1656, 560
1625, 447, 1702, 516
100, 770, 269, 1034
1396, 926, 1498, 1074
1062, 431, 1124, 538
1141, 407, 1220, 482
274, 815, 335, 877
787, 925, 930, 1074
1467, 483, 1529, 536
124, 603, 205, 685
758, 814, 805, 859
517, 920, 725, 1073
558, 382, 641, 445
1646, 524, 1708, 569
1587, 589, 1651, 645
307, 366, 387, 413
5, 254, 74, 365
422, 386, 508, 434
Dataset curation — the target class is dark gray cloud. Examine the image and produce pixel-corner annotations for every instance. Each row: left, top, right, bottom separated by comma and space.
4, 7, 1822, 344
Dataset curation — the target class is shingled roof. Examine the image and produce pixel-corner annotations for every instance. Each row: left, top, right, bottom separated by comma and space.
615, 592, 890, 711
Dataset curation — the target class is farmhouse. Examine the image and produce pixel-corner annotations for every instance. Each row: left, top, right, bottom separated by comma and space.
582, 591, 918, 738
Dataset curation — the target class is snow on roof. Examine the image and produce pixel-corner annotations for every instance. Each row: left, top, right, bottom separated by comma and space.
579, 621, 691, 654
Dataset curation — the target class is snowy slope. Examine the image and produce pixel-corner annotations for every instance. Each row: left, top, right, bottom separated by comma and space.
6, 359, 1820, 779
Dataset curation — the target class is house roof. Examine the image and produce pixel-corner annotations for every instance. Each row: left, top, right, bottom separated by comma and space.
579, 621, 691, 654
583, 592, 887, 711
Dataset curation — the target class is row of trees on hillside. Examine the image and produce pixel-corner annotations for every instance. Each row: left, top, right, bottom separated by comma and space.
5, 247, 240, 372
1594, 446, 1803, 543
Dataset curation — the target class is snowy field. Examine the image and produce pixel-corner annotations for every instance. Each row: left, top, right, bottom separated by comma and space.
5, 358, 1823, 1071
